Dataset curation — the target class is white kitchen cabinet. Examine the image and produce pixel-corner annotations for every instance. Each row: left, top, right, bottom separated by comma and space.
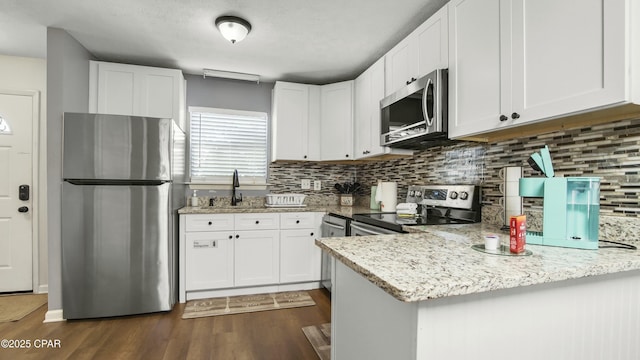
279, 212, 322, 283
180, 211, 324, 301
385, 4, 449, 96
89, 61, 186, 131
234, 230, 280, 287
354, 58, 413, 159
448, 0, 630, 139
185, 232, 234, 290
280, 229, 320, 283
235, 212, 279, 230
271, 82, 321, 161
320, 80, 354, 161
185, 213, 234, 232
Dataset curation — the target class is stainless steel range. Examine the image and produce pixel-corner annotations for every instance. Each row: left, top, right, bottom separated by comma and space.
351, 184, 481, 235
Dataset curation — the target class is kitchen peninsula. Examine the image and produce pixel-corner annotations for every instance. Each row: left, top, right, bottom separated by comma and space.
317, 224, 640, 360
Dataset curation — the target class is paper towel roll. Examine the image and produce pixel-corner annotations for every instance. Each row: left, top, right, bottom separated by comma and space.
380, 182, 397, 212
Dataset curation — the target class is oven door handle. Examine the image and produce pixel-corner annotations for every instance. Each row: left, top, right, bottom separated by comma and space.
323, 221, 345, 231
351, 222, 386, 236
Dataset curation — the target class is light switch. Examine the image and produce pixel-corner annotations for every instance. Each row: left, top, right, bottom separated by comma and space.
314, 180, 321, 191
301, 179, 311, 189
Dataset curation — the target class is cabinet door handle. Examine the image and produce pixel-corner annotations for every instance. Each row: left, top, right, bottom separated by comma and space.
499, 115, 508, 122
310, 232, 314, 236
511, 112, 520, 120
255, 220, 260, 224
208, 221, 212, 225
229, 235, 233, 239
303, 155, 307, 159
296, 220, 300, 224
406, 80, 411, 85
345, 154, 349, 158
236, 234, 240, 239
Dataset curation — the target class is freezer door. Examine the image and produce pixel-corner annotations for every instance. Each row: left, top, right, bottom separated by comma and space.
61, 182, 174, 319
63, 113, 172, 181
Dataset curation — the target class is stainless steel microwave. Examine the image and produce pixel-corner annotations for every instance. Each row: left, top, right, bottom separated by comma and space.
380, 69, 448, 149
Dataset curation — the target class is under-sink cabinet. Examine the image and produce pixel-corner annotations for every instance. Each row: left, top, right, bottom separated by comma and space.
179, 212, 323, 302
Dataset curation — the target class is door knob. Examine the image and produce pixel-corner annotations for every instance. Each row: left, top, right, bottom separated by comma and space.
18, 206, 29, 213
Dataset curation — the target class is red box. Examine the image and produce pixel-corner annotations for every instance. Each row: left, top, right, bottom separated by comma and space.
510, 215, 527, 254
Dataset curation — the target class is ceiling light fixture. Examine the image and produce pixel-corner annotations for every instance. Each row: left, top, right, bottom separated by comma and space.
215, 16, 252, 44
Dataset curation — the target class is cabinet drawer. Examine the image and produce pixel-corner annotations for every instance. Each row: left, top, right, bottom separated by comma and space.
280, 212, 316, 229
185, 214, 234, 232
235, 213, 279, 230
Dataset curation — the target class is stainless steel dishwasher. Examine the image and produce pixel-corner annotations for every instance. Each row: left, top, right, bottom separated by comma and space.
321, 214, 349, 292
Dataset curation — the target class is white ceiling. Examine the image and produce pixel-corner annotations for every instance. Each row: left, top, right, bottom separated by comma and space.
1, 0, 448, 84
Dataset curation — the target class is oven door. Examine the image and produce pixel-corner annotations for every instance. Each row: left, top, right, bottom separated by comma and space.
350, 221, 402, 236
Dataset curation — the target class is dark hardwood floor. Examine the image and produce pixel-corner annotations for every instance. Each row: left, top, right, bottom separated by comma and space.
0, 289, 331, 360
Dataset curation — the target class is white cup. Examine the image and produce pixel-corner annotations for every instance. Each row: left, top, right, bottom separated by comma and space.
484, 235, 500, 250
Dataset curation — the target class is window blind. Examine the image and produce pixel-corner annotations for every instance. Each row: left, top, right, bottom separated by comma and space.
190, 107, 268, 183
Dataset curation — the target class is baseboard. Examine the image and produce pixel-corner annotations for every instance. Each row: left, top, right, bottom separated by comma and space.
185, 281, 323, 302
37, 284, 48, 293
43, 309, 65, 323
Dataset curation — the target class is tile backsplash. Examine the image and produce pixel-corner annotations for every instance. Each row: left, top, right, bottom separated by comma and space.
268, 117, 640, 217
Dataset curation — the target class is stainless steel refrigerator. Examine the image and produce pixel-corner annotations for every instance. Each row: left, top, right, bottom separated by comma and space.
61, 112, 186, 319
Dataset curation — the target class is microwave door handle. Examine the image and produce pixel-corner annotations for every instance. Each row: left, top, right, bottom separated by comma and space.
423, 78, 434, 127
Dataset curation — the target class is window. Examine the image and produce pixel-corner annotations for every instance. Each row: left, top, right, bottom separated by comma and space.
189, 107, 268, 185
0, 115, 11, 135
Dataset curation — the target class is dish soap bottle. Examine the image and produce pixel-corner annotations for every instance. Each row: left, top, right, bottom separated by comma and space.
191, 190, 199, 207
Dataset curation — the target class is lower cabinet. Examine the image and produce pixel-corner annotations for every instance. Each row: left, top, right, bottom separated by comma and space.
180, 212, 323, 302
280, 229, 321, 283
185, 232, 234, 290
234, 230, 280, 287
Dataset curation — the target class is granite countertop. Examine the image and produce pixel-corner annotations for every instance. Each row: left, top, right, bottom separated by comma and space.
316, 223, 640, 303
178, 204, 378, 216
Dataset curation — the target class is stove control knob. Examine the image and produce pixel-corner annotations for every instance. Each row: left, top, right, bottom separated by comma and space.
409, 190, 415, 197
415, 190, 422, 198
460, 191, 469, 200
449, 191, 459, 200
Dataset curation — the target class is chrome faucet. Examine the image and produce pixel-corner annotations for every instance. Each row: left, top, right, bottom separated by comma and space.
231, 169, 242, 206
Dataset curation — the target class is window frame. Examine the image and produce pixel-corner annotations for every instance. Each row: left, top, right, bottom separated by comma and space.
188, 106, 269, 189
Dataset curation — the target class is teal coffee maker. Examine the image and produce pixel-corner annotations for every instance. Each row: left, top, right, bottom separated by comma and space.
519, 146, 600, 250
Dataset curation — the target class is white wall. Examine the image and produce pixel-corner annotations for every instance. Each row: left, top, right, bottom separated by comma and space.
0, 54, 48, 292
46, 28, 93, 313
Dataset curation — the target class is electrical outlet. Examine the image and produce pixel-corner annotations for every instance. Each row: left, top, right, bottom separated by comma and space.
301, 179, 311, 189
314, 180, 321, 191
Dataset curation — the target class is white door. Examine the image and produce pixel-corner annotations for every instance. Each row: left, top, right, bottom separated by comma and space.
234, 230, 279, 287
511, 0, 626, 124
0, 90, 36, 292
448, 0, 511, 138
320, 81, 354, 161
272, 82, 311, 161
280, 229, 320, 283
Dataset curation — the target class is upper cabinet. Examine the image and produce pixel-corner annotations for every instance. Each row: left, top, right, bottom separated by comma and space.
448, 0, 635, 139
385, 4, 449, 96
320, 81, 354, 161
354, 58, 413, 159
89, 61, 186, 131
272, 80, 354, 162
271, 82, 321, 161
